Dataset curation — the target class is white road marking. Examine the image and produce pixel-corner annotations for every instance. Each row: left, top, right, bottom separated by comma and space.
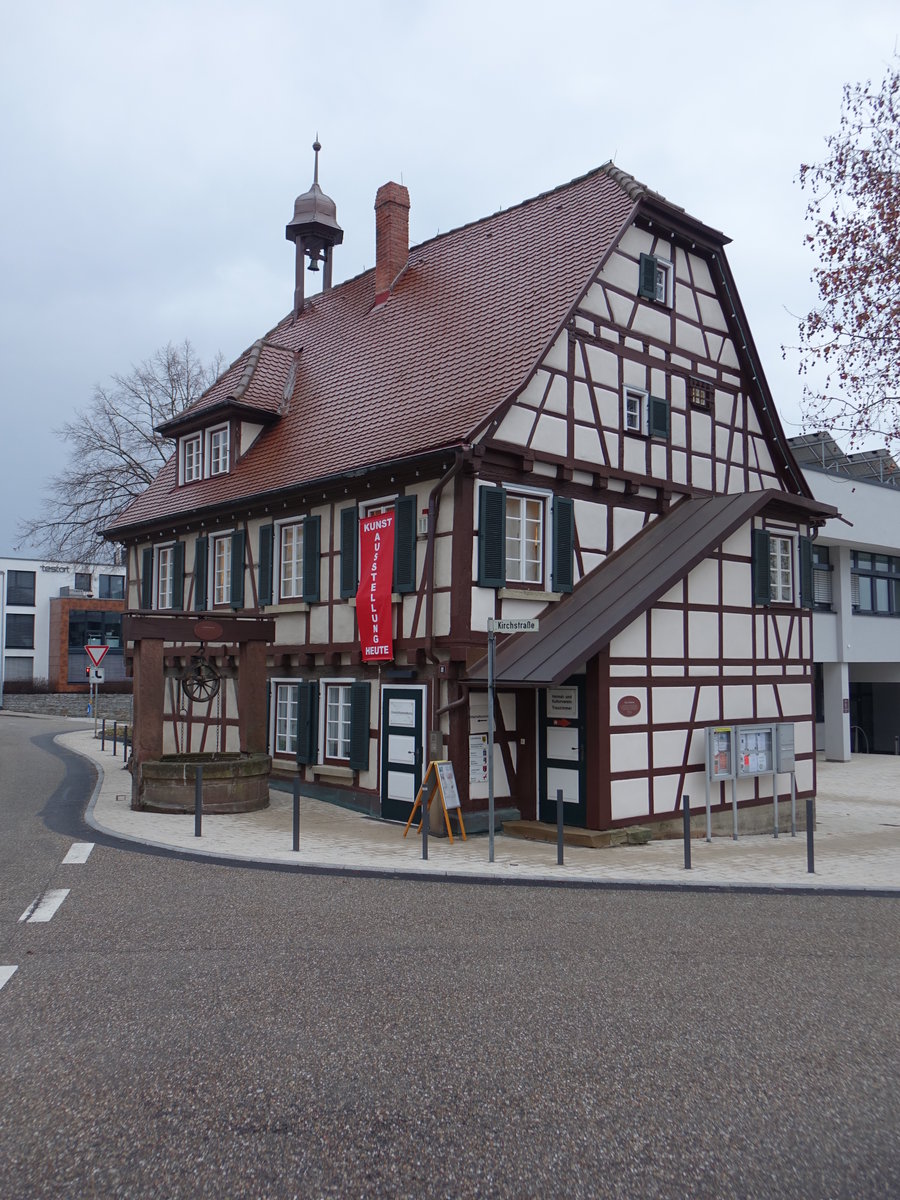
0, 965, 18, 991
62, 842, 95, 865
18, 889, 70, 923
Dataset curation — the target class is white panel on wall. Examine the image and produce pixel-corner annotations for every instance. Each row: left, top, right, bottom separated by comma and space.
652, 686, 696, 722
333, 606, 357, 642
611, 731, 649, 772
585, 343, 619, 389
723, 613, 752, 660
706, 334, 723, 362
276, 612, 307, 644
433, 592, 451, 638
652, 729, 690, 771
795, 759, 813, 792
693, 458, 712, 490
545, 374, 568, 415
688, 611, 719, 657
687, 254, 714, 291
672, 451, 688, 486
611, 778, 650, 821
687, 558, 719, 605
652, 608, 684, 653
574, 425, 604, 466
777, 684, 813, 717
573, 381, 594, 423
795, 720, 813, 755
696, 687, 721, 722
690, 412, 712, 455
610, 615, 648, 660
623, 438, 646, 476
608, 291, 637, 327
650, 444, 668, 478
670, 411, 686, 448
612, 505, 646, 550
723, 684, 755, 716
723, 561, 751, 608
716, 425, 732, 458
675, 319, 706, 357
697, 292, 728, 332
599, 250, 639, 292
471, 586, 495, 632
716, 462, 728, 491
632, 306, 670, 343
535, 414, 568, 456
719, 341, 740, 369
495, 405, 537, 445
675, 283, 700, 322
755, 684, 780, 718
650, 367, 668, 395
582, 283, 612, 321
652, 773, 681, 816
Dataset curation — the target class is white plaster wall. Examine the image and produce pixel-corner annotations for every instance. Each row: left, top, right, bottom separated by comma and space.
611, 778, 649, 821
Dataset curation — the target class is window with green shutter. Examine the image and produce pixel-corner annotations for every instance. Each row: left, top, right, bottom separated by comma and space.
552, 496, 575, 593
302, 515, 321, 603
193, 536, 208, 611
638, 253, 658, 299
751, 528, 772, 606
340, 506, 359, 597
478, 486, 507, 588
393, 495, 417, 593
171, 542, 185, 611
348, 681, 371, 771
141, 548, 153, 610
258, 524, 274, 606
648, 396, 670, 440
296, 681, 318, 766
230, 529, 245, 610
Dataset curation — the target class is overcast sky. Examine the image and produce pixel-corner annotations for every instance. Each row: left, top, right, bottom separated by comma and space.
1, 0, 896, 558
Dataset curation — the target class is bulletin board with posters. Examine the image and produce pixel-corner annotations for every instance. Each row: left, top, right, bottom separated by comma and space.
705, 726, 735, 782
735, 725, 776, 777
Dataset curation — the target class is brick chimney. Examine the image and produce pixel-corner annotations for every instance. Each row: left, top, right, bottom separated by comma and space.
374, 181, 410, 304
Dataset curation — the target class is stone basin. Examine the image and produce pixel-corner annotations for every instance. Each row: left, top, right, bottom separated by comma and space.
135, 752, 271, 814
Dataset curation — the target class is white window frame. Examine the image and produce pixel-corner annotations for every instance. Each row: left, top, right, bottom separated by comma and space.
272, 681, 299, 757
505, 491, 544, 585
211, 532, 232, 607
207, 424, 230, 477
322, 679, 353, 762
156, 544, 175, 610
277, 520, 304, 601
653, 257, 672, 306
624, 386, 648, 434
769, 535, 793, 604
180, 432, 203, 484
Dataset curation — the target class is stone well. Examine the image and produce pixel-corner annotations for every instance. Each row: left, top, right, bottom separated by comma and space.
135, 752, 271, 814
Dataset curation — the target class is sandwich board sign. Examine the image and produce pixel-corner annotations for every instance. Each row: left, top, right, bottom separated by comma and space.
85, 644, 109, 668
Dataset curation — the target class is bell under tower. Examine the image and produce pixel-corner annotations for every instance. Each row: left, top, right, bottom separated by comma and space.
285, 139, 344, 315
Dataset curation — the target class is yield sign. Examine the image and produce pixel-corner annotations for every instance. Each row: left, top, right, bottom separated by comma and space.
84, 644, 109, 667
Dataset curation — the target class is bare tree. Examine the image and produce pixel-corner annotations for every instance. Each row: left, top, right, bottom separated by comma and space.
794, 54, 900, 451
19, 340, 223, 563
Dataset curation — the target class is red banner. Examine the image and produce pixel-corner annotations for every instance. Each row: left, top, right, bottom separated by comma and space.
357, 512, 395, 661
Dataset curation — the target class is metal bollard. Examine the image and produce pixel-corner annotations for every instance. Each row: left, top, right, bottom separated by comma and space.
683, 793, 692, 870
123, 728, 128, 764
557, 788, 564, 866
292, 777, 300, 852
806, 796, 814, 873
112, 721, 118, 756
101, 718, 106, 751
422, 793, 428, 861
194, 765, 203, 838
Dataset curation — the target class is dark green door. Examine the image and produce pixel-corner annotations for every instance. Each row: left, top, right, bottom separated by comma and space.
380, 687, 424, 822
538, 678, 587, 827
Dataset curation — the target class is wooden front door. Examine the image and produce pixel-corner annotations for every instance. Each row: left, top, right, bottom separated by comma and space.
380, 686, 425, 822
538, 679, 587, 827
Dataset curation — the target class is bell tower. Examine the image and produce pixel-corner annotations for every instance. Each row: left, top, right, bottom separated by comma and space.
285, 139, 344, 315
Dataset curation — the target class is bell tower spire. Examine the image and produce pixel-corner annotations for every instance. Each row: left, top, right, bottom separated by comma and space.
285, 138, 344, 315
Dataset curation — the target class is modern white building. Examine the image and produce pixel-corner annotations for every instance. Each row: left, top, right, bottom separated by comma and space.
0, 555, 127, 699
790, 435, 900, 759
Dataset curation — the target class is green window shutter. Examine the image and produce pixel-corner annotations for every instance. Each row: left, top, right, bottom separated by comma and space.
141, 548, 153, 610
348, 681, 371, 771
258, 524, 274, 606
340, 506, 359, 597
296, 681, 318, 766
193, 536, 208, 612
171, 541, 185, 611
552, 496, 575, 593
648, 396, 670, 439
302, 515, 321, 603
230, 529, 245, 610
638, 253, 658, 299
799, 536, 814, 609
751, 528, 772, 606
394, 494, 416, 594
478, 486, 506, 588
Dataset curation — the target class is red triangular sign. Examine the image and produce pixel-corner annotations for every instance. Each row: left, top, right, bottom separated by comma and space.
85, 644, 109, 667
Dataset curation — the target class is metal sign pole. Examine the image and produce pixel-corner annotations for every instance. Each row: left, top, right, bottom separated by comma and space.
487, 621, 496, 864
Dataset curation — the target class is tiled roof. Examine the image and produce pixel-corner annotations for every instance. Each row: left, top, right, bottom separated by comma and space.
108, 164, 641, 533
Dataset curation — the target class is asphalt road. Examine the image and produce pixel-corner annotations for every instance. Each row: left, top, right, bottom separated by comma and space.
1, 714, 898, 1199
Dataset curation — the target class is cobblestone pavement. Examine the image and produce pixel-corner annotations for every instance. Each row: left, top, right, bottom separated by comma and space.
61, 729, 900, 892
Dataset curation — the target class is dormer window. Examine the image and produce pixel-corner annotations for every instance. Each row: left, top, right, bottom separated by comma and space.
180, 433, 203, 484
638, 252, 672, 306
208, 424, 230, 476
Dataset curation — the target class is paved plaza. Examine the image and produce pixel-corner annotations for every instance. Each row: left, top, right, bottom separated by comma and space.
57, 728, 900, 892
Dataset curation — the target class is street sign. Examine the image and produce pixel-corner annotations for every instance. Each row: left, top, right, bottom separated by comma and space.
89, 667, 105, 683
84, 644, 109, 667
487, 618, 539, 633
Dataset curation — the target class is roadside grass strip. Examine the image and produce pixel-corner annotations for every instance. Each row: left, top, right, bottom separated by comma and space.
0, 966, 18, 992
62, 842, 95, 865
18, 889, 70, 924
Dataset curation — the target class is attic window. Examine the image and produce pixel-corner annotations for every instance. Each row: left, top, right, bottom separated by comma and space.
208, 424, 230, 476
180, 433, 202, 484
638, 252, 672, 305
688, 378, 714, 411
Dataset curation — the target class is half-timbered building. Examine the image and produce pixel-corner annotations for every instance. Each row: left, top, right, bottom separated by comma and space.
107, 153, 834, 832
